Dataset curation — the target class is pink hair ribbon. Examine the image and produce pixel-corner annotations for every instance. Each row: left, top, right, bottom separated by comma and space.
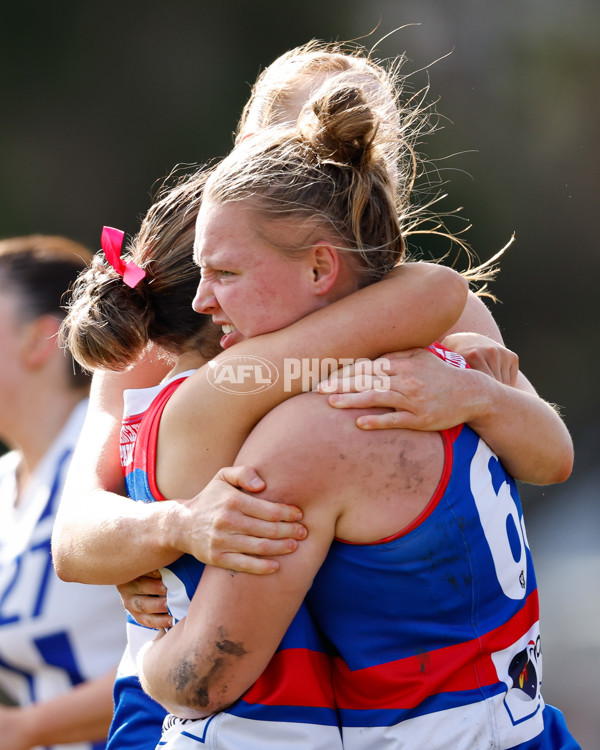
101, 226, 146, 288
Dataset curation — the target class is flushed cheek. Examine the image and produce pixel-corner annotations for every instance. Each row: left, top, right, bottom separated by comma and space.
219, 265, 307, 334
242, 285, 293, 331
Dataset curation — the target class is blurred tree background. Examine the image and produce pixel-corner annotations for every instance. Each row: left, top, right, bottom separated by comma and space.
1, 0, 598, 745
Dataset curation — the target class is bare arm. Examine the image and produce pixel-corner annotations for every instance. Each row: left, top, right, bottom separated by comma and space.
53, 352, 177, 584
319, 292, 574, 485
52, 361, 309, 584
155, 262, 466, 501
439, 293, 575, 483
53, 262, 467, 583
139, 515, 334, 718
0, 668, 116, 750
139, 392, 438, 717
444, 290, 504, 341
139, 401, 346, 718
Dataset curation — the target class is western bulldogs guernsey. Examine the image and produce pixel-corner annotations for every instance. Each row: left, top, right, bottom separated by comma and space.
306, 417, 579, 747
0, 399, 126, 750
109, 373, 194, 750
116, 372, 341, 750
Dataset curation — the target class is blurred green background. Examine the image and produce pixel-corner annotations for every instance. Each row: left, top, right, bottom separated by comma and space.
1, 0, 598, 745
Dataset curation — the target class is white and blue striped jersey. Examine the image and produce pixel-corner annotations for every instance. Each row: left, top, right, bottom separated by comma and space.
0, 400, 127, 750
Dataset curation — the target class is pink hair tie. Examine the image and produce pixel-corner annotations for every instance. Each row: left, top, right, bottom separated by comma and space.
101, 226, 146, 289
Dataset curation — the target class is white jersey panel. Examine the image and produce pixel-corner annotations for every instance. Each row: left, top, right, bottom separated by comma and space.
157, 712, 342, 750
0, 400, 127, 750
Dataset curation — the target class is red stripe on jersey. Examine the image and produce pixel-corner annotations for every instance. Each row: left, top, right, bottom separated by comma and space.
426, 342, 469, 370
241, 648, 335, 708
335, 343, 469, 546
424, 344, 468, 446
120, 413, 144, 476
124, 376, 188, 501
337, 418, 464, 545
334, 589, 539, 710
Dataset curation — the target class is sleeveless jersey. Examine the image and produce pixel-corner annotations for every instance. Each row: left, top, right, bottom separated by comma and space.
114, 372, 341, 750
306, 420, 579, 749
108, 373, 196, 750
0, 399, 127, 750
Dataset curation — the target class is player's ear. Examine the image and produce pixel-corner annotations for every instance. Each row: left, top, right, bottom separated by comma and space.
307, 242, 340, 295
21, 315, 61, 369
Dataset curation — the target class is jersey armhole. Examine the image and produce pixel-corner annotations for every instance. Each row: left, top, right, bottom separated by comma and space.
383, 425, 461, 541
337, 424, 463, 545
145, 377, 188, 502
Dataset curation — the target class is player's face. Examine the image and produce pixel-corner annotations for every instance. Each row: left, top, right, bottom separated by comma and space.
192, 199, 319, 350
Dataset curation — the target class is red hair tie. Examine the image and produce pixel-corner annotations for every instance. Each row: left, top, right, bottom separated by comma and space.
101, 226, 146, 288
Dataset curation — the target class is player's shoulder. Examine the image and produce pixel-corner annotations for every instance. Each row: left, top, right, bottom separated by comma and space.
245, 390, 425, 472
239, 390, 444, 525
254, 390, 360, 443
238, 392, 367, 505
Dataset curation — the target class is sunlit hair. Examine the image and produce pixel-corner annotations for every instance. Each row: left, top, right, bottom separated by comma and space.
61, 169, 220, 372
0, 234, 93, 389
237, 40, 419, 234
237, 40, 404, 181
237, 38, 503, 294
61, 43, 420, 373
210, 79, 413, 286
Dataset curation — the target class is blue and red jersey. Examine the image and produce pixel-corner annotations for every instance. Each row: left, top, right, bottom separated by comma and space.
113, 371, 341, 750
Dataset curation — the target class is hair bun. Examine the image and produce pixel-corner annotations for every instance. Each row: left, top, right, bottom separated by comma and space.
62, 253, 153, 371
301, 84, 378, 165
